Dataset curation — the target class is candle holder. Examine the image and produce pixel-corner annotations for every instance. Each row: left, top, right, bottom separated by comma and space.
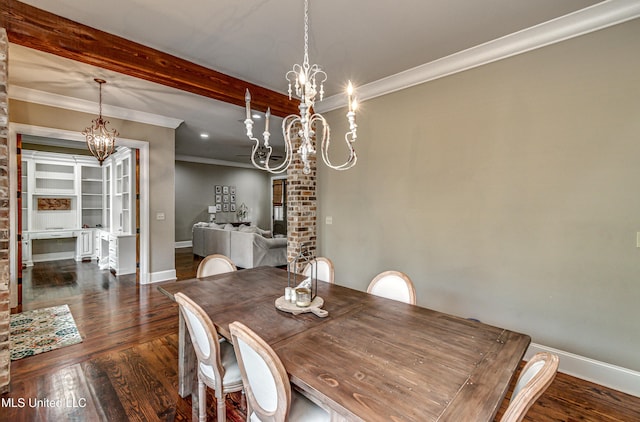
287, 243, 318, 305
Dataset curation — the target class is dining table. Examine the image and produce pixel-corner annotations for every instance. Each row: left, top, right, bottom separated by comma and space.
158, 266, 530, 422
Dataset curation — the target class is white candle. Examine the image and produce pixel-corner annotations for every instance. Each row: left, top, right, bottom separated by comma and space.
245, 89, 251, 120
265, 107, 271, 133
347, 81, 354, 112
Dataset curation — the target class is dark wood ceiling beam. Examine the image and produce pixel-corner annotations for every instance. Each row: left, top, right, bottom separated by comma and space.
0, 0, 297, 117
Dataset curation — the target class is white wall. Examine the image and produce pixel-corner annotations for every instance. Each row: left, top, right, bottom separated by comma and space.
318, 19, 640, 371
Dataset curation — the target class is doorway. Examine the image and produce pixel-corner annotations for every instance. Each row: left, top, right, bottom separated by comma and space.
271, 177, 287, 237
9, 123, 150, 309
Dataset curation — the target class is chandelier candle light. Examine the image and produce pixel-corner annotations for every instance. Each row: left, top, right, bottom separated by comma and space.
82, 78, 118, 166
244, 0, 359, 174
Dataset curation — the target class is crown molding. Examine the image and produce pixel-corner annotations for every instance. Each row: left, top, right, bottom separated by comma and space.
316, 0, 640, 113
175, 154, 257, 169
9, 85, 183, 129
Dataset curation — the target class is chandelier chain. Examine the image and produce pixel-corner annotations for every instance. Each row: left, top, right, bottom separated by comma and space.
243, 0, 358, 174
303, 0, 309, 68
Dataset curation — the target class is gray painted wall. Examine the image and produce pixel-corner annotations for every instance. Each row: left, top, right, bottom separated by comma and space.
175, 160, 271, 242
318, 19, 640, 371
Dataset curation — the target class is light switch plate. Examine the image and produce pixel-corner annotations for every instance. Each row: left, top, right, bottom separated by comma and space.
325, 216, 333, 225
156, 212, 165, 221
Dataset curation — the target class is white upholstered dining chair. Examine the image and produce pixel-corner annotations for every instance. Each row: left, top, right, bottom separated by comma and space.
367, 270, 417, 305
229, 321, 330, 422
175, 293, 244, 422
501, 352, 559, 422
197, 254, 237, 278
302, 257, 335, 284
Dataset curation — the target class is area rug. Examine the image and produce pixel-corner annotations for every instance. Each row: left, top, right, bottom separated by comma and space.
10, 304, 82, 361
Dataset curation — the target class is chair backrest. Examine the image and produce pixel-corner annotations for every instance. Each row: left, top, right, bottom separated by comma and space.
197, 254, 237, 278
501, 352, 559, 422
303, 257, 335, 284
229, 321, 291, 422
174, 292, 225, 389
367, 270, 416, 305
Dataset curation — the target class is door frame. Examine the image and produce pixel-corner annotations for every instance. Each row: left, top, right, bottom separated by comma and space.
8, 123, 150, 307
270, 175, 287, 236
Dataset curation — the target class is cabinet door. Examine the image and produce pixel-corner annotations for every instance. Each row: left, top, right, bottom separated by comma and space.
81, 231, 93, 255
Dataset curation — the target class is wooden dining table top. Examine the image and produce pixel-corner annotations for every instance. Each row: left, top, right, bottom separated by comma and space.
159, 266, 531, 422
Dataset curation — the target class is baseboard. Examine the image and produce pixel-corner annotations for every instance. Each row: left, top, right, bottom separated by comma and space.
144, 269, 177, 285
32, 252, 75, 262
525, 343, 640, 397
175, 241, 192, 249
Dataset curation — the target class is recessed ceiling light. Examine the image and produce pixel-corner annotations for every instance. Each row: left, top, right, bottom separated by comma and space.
200, 133, 209, 139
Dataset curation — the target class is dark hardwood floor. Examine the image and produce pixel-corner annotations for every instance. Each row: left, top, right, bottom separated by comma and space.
2, 249, 639, 421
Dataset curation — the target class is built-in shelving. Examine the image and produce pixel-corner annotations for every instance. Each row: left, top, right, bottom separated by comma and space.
21, 149, 135, 268
34, 162, 76, 194
81, 165, 103, 228
21, 160, 28, 232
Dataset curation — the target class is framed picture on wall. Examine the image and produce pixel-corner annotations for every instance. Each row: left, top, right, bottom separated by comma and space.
230, 204, 236, 212
230, 194, 236, 203
216, 204, 222, 212
223, 195, 229, 203
223, 186, 229, 194
215, 185, 222, 194
230, 186, 236, 195
215, 195, 222, 203
223, 204, 229, 212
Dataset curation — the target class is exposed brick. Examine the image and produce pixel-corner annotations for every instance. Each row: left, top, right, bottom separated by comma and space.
0, 27, 10, 391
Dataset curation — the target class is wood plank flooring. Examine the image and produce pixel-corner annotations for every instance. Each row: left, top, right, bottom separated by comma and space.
2, 248, 639, 421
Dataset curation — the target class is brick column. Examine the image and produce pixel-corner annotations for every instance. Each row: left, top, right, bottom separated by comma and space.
287, 127, 317, 272
0, 27, 10, 394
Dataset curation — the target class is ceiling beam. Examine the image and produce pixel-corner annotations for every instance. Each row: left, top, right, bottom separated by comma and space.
0, 0, 298, 117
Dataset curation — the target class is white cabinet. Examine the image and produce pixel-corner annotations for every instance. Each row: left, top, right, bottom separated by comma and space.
75, 229, 95, 261
110, 234, 136, 275
112, 150, 134, 234
22, 233, 32, 267
21, 150, 136, 272
96, 230, 135, 275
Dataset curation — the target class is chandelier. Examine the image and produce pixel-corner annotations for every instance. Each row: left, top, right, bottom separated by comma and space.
244, 0, 358, 174
82, 78, 118, 166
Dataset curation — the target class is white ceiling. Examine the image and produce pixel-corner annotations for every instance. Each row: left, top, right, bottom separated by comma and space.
10, 0, 635, 165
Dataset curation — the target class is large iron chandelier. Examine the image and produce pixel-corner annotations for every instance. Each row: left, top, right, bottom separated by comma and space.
82, 78, 118, 166
244, 0, 358, 174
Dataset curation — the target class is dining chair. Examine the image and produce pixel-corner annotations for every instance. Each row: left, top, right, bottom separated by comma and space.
197, 254, 237, 278
229, 321, 330, 422
367, 270, 417, 305
302, 257, 335, 284
501, 352, 559, 422
175, 292, 244, 422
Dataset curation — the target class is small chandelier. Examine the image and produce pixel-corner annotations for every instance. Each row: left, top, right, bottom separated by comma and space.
82, 78, 118, 166
244, 0, 358, 174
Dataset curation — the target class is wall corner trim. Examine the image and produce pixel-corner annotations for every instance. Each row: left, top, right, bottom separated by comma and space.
525, 343, 640, 398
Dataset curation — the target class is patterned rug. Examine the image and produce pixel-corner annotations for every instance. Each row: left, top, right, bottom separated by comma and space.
10, 304, 82, 361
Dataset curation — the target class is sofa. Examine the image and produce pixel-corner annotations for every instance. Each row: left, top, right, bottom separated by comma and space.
192, 223, 287, 269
